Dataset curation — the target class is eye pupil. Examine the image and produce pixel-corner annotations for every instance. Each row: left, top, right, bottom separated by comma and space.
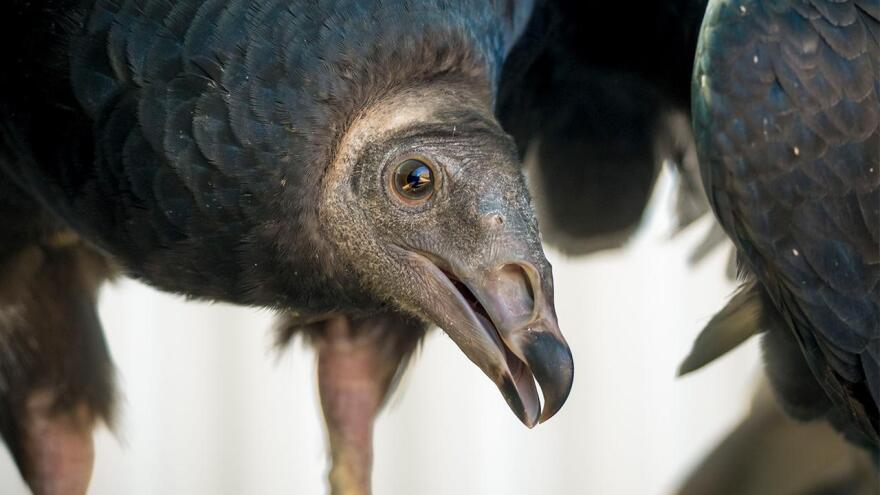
404, 167, 429, 191
394, 159, 435, 201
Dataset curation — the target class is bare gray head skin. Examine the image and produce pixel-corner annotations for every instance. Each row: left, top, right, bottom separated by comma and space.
320, 80, 574, 426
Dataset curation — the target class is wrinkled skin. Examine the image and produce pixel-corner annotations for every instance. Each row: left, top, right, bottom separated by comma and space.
321, 85, 572, 426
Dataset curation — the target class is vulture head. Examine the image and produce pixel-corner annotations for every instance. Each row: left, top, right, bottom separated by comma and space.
309, 84, 573, 426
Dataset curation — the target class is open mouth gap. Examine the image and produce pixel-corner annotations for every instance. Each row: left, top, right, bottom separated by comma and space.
440, 269, 490, 321
439, 268, 530, 383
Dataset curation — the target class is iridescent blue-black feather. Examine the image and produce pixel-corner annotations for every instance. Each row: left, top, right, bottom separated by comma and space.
1, 0, 533, 311
693, 0, 880, 451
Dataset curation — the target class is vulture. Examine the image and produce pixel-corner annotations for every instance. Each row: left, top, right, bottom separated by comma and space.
0, 0, 578, 493
682, 0, 880, 459
0, 0, 717, 493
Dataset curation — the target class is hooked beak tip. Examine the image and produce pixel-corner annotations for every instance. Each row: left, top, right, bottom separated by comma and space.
496, 328, 573, 427
525, 331, 574, 423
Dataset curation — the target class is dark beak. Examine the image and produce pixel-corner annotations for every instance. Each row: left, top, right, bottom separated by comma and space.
399, 250, 574, 427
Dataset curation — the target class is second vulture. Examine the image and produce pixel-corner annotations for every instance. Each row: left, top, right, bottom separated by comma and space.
684, 0, 880, 459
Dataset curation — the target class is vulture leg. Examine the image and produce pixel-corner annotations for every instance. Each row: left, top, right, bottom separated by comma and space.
314, 315, 424, 495
0, 191, 115, 495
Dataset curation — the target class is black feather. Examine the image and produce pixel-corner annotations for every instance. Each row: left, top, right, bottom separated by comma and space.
693, 0, 880, 453
498, 0, 711, 254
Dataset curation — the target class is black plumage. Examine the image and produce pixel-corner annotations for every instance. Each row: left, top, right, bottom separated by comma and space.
498, 0, 711, 254
691, 0, 879, 455
2, 0, 522, 309
0, 1, 579, 493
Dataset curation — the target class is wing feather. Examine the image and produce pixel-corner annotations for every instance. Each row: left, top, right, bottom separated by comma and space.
694, 0, 880, 445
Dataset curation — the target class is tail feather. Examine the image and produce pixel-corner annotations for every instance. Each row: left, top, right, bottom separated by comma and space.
678, 281, 763, 376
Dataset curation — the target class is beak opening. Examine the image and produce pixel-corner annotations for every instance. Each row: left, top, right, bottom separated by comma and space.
400, 249, 573, 427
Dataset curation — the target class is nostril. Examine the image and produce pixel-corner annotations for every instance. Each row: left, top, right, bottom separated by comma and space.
485, 213, 505, 227
495, 263, 534, 319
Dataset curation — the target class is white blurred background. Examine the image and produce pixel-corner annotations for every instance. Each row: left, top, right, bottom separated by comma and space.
0, 171, 763, 494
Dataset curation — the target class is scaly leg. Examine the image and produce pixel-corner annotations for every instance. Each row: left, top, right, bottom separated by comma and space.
312, 315, 424, 495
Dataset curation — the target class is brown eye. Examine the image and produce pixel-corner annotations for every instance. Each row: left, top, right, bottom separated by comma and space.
393, 159, 435, 202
